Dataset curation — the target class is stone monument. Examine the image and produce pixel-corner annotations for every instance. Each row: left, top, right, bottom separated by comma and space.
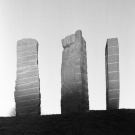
14, 39, 41, 116
105, 38, 120, 110
61, 30, 89, 113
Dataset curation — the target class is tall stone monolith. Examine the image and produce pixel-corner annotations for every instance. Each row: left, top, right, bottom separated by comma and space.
105, 38, 120, 110
61, 30, 89, 113
14, 39, 41, 116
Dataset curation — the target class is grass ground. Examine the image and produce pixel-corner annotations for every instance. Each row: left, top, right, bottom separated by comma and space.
0, 109, 135, 134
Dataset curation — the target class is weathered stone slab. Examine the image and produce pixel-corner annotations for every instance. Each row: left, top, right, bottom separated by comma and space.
17, 38, 38, 48
15, 82, 39, 91
105, 38, 120, 110
16, 98, 40, 108
15, 87, 40, 97
17, 65, 38, 74
15, 38, 40, 116
16, 76, 39, 85
17, 44, 37, 53
17, 70, 39, 80
61, 30, 89, 114
15, 93, 40, 102
17, 59, 37, 69
17, 50, 37, 58
16, 105, 40, 114
17, 55, 37, 64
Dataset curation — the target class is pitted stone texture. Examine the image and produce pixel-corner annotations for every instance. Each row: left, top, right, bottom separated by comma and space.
105, 38, 120, 110
61, 30, 89, 114
62, 34, 75, 49
15, 38, 40, 116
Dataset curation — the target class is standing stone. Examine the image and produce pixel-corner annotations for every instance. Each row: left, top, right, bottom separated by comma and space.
105, 38, 120, 110
61, 30, 89, 114
14, 38, 41, 116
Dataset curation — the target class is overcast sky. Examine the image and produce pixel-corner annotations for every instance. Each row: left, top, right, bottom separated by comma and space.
0, 0, 135, 116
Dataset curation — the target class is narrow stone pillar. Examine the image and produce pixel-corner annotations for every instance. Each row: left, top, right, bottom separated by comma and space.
105, 38, 120, 110
61, 30, 89, 113
14, 39, 41, 116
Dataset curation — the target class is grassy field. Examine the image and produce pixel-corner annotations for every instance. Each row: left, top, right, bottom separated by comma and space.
0, 109, 135, 134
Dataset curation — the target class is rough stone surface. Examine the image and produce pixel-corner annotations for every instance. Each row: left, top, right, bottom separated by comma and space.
108, 46, 119, 55
16, 76, 39, 85
15, 93, 40, 102
61, 30, 89, 114
17, 50, 37, 58
108, 55, 119, 63
15, 38, 40, 116
105, 38, 120, 110
14, 87, 39, 97
108, 81, 119, 90
108, 90, 119, 98
108, 63, 119, 72
17, 65, 38, 74
17, 70, 39, 80
17, 59, 37, 68
17, 44, 37, 53
15, 82, 39, 91
17, 38, 37, 47
108, 72, 119, 80
16, 105, 40, 114
17, 54, 37, 64
16, 98, 40, 108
